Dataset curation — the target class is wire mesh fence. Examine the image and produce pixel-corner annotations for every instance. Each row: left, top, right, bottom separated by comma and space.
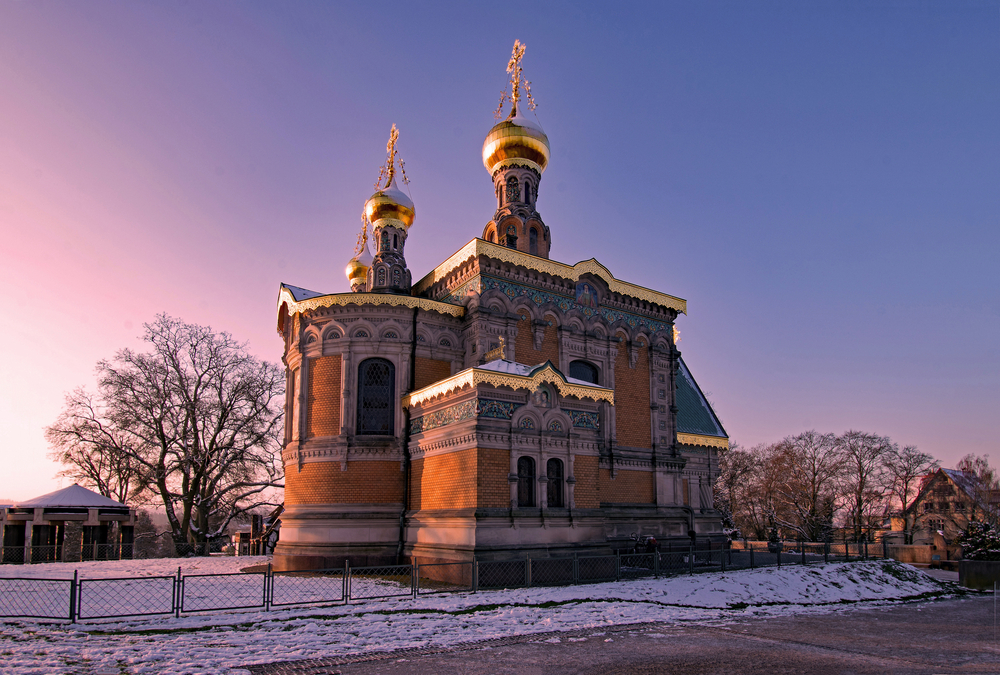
347, 564, 413, 601
0, 539, 895, 623
78, 575, 176, 620
271, 568, 345, 607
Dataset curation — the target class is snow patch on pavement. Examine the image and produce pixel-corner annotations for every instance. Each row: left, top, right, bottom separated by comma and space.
0, 558, 954, 675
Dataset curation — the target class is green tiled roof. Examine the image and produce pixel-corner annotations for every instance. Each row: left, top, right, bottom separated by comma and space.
676, 357, 727, 438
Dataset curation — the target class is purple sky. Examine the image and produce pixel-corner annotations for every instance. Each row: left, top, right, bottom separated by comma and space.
1, 2, 997, 501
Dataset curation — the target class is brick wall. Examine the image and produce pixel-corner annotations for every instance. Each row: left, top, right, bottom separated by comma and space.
410, 448, 477, 510
477, 448, 511, 508
514, 311, 559, 366
415, 357, 452, 391
285, 460, 403, 505
572, 455, 599, 508
614, 341, 651, 448
598, 468, 654, 504
306, 355, 341, 438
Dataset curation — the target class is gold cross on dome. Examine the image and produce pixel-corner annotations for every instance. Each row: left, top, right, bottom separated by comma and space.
374, 123, 409, 191
495, 40, 537, 119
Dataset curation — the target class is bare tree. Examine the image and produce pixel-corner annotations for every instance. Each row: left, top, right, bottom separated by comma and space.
47, 315, 284, 554
770, 431, 841, 541
957, 454, 1000, 526
715, 443, 782, 540
838, 430, 894, 541
46, 389, 148, 504
883, 445, 938, 544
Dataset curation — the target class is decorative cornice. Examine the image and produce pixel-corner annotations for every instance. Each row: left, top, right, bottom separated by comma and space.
403, 362, 615, 408
412, 238, 687, 314
677, 433, 728, 449
277, 286, 465, 323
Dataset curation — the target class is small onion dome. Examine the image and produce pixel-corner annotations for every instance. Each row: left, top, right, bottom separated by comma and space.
364, 175, 415, 228
345, 244, 373, 287
482, 105, 550, 175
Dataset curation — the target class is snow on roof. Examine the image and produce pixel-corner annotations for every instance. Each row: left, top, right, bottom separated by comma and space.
281, 284, 326, 302
13, 484, 129, 509
477, 359, 596, 386
942, 469, 976, 498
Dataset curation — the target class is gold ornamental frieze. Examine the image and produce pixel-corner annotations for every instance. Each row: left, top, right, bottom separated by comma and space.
278, 287, 465, 320
403, 363, 615, 408
676, 432, 729, 449
412, 238, 687, 314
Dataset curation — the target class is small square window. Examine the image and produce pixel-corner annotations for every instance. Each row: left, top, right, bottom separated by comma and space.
659, 406, 666, 413
657, 374, 665, 383
659, 421, 666, 430
657, 389, 666, 399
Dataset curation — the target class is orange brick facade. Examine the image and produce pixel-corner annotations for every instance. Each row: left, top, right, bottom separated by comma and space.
599, 467, 655, 504
476, 448, 511, 508
285, 461, 403, 505
410, 449, 477, 510
514, 311, 559, 366
613, 341, 651, 448
414, 357, 452, 391
572, 455, 600, 508
306, 355, 341, 438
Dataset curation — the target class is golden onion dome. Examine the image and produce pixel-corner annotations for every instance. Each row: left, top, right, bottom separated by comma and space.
364, 175, 415, 228
482, 105, 550, 175
345, 244, 373, 286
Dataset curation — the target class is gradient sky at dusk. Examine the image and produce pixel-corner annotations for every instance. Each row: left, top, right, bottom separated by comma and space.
1, 2, 997, 501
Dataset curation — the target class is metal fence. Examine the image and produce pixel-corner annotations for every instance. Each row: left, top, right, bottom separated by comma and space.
0, 539, 891, 623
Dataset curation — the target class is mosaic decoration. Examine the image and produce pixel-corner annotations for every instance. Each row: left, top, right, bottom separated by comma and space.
442, 277, 481, 305
478, 398, 521, 420
547, 420, 563, 432
479, 276, 674, 335
565, 409, 600, 430
519, 417, 535, 430
410, 398, 523, 434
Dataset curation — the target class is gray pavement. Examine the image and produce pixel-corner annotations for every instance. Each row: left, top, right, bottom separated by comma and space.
248, 594, 1000, 675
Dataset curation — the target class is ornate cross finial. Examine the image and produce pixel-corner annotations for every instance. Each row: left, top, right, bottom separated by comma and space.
374, 123, 410, 191
495, 40, 537, 120
353, 215, 369, 258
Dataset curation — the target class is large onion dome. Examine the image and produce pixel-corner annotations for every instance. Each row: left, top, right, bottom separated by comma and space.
482, 103, 550, 175
364, 175, 415, 228
345, 242, 373, 287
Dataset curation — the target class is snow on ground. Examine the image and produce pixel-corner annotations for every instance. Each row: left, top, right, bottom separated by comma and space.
0, 557, 956, 675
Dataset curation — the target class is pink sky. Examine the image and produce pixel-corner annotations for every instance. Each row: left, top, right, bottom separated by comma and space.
1, 3, 997, 501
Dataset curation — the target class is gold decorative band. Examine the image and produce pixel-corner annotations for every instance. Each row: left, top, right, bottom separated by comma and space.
278, 287, 465, 321
412, 238, 687, 314
403, 362, 615, 408
677, 433, 729, 449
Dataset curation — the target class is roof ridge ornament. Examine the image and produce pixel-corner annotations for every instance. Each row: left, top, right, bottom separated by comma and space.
495, 40, 537, 120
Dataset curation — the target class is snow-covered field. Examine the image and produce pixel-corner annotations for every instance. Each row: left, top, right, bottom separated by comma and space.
0, 557, 956, 675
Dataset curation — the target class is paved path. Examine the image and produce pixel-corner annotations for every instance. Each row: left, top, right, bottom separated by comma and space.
248, 595, 1000, 675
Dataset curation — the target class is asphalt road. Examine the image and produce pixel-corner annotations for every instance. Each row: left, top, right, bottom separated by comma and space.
250, 594, 1000, 675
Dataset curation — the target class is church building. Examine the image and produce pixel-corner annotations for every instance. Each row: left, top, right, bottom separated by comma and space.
273, 43, 728, 571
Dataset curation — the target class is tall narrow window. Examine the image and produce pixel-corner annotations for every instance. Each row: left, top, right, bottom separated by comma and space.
529, 228, 538, 255
569, 360, 599, 385
517, 456, 535, 507
393, 233, 398, 249
546, 458, 564, 507
357, 358, 395, 435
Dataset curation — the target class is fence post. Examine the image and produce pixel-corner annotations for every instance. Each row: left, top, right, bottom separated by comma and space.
265, 562, 272, 611
616, 549, 621, 582
777, 545, 781, 568
824, 542, 829, 564
801, 540, 806, 566
69, 570, 78, 623
573, 553, 580, 584
654, 548, 661, 577
175, 566, 182, 618
720, 546, 725, 573
472, 560, 479, 593
344, 560, 351, 604
688, 545, 694, 575
413, 564, 418, 600
750, 544, 755, 570
883, 538, 888, 560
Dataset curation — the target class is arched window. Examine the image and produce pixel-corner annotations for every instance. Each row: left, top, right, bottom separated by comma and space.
393, 233, 398, 249
529, 228, 538, 255
547, 458, 564, 508
487, 229, 496, 243
505, 176, 520, 203
517, 456, 535, 507
357, 358, 395, 435
569, 360, 599, 385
